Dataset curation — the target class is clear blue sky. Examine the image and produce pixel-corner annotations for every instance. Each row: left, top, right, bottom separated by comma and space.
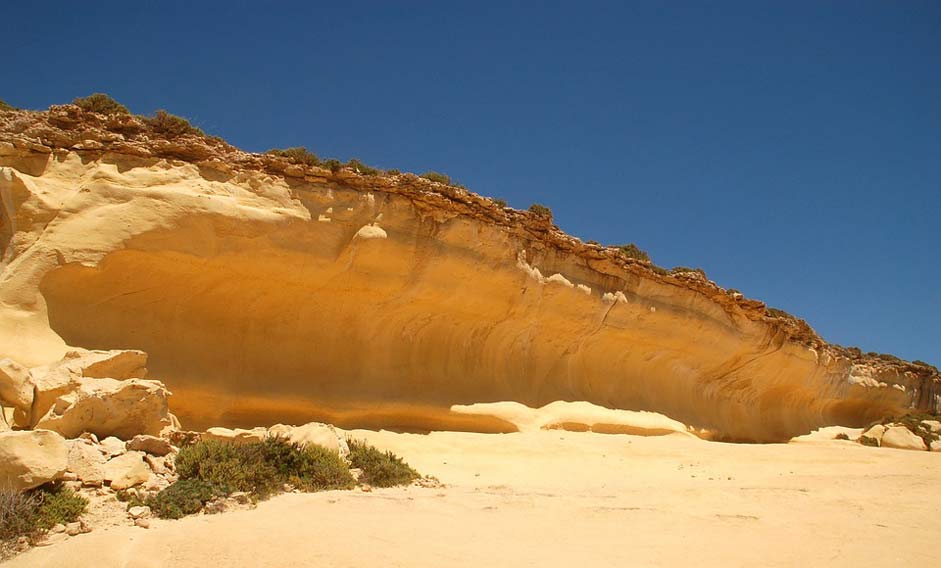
3, 2, 939, 365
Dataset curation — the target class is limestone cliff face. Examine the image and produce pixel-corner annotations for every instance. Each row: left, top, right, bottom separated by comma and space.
1, 104, 938, 441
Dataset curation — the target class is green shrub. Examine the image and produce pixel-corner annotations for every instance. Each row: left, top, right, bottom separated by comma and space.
146, 109, 205, 138
650, 265, 669, 276
266, 147, 320, 167
146, 479, 225, 520
322, 159, 342, 173
0, 483, 87, 555
0, 487, 41, 547
492, 198, 507, 208
912, 360, 938, 372
73, 93, 129, 115
616, 243, 650, 263
348, 439, 419, 487
34, 484, 87, 530
420, 171, 450, 184
528, 203, 553, 220
346, 158, 380, 176
386, 168, 401, 176
176, 437, 353, 499
670, 266, 706, 277
0, 99, 14, 112
834, 432, 850, 441
766, 307, 794, 319
859, 435, 879, 447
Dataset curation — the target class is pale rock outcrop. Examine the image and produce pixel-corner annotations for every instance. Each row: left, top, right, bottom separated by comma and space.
126, 434, 173, 456
66, 440, 107, 486
202, 426, 268, 444
268, 422, 349, 455
34, 378, 173, 439
1, 104, 938, 442
860, 424, 887, 445
104, 451, 151, 490
0, 359, 33, 427
880, 426, 927, 451
922, 420, 941, 433
98, 436, 127, 457
0, 430, 68, 490
930, 440, 941, 452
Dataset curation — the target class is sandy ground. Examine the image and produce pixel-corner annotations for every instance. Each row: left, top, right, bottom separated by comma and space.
8, 429, 940, 567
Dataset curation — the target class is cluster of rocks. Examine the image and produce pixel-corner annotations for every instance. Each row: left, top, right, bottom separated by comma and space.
858, 418, 941, 452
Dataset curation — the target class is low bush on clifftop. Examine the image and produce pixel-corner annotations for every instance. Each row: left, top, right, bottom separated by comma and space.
266, 147, 321, 167
73, 93, 129, 115
0, 99, 14, 112
146, 109, 205, 138
528, 203, 553, 221
616, 243, 650, 263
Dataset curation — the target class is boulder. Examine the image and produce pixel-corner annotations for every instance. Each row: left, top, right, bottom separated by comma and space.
0, 358, 33, 426
880, 426, 927, 451
930, 440, 941, 452
202, 426, 267, 444
922, 420, 941, 434
126, 434, 173, 456
67, 440, 107, 486
859, 424, 886, 446
104, 451, 151, 490
99, 436, 127, 457
0, 430, 68, 490
25, 349, 149, 428
269, 422, 349, 455
34, 378, 173, 439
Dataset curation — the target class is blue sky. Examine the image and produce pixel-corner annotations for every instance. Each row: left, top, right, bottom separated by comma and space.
3, 2, 939, 365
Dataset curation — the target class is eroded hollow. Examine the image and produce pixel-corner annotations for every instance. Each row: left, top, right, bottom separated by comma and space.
38, 209, 900, 441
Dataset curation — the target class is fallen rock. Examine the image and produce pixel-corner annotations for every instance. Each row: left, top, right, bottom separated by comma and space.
144, 453, 170, 475
202, 426, 267, 444
859, 424, 886, 446
880, 426, 927, 451
50, 523, 66, 534
268, 422, 349, 455
65, 522, 82, 536
104, 451, 151, 490
930, 440, 941, 452
922, 420, 941, 433
134, 518, 150, 529
127, 505, 151, 519
98, 436, 127, 457
127, 434, 173, 456
34, 377, 173, 439
67, 440, 107, 486
71, 349, 148, 380
0, 429, 68, 490
0, 358, 33, 427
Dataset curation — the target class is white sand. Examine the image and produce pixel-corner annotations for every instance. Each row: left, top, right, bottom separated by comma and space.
9, 430, 940, 567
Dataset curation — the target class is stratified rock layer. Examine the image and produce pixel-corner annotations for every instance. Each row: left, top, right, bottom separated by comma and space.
1, 105, 938, 441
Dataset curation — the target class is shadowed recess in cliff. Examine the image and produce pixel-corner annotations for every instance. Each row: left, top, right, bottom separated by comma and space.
37, 206, 909, 442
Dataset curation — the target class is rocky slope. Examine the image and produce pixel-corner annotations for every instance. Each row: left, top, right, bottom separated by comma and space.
1, 103, 938, 442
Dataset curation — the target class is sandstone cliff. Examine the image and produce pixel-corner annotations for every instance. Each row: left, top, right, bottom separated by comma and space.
1, 103, 937, 441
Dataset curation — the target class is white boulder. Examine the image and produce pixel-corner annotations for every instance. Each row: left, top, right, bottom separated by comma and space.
880, 426, 927, 451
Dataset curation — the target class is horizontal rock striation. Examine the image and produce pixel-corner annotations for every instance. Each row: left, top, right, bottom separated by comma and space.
1, 104, 938, 441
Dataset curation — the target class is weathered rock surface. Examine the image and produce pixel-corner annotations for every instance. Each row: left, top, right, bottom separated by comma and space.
1, 104, 939, 442
126, 434, 173, 456
67, 440, 107, 486
0, 430, 68, 490
268, 422, 349, 455
0, 358, 33, 426
202, 426, 267, 444
103, 451, 151, 490
860, 424, 887, 445
34, 378, 173, 439
880, 426, 927, 451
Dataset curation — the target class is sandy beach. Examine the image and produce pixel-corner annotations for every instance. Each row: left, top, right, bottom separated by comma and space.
10, 428, 939, 567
